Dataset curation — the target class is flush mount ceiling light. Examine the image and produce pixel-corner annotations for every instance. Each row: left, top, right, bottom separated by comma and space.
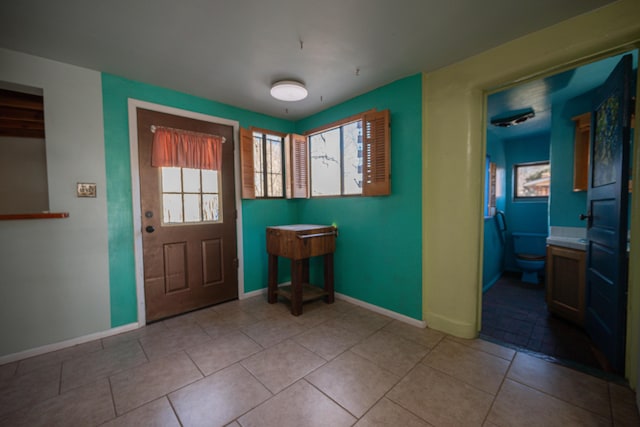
270, 80, 308, 101
491, 109, 535, 127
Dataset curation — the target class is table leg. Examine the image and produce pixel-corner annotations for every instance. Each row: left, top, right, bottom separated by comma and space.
324, 253, 335, 303
291, 259, 303, 316
267, 254, 278, 304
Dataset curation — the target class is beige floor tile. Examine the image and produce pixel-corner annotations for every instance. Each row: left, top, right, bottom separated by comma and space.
101, 322, 169, 348
351, 330, 429, 376
293, 324, 362, 360
387, 363, 494, 427
16, 340, 103, 374
423, 339, 509, 395
2, 379, 115, 427
354, 397, 432, 427
61, 340, 147, 392
609, 382, 640, 426
507, 352, 610, 418
290, 302, 341, 328
241, 339, 326, 393
0, 364, 60, 418
446, 335, 516, 361
101, 397, 180, 427
110, 351, 202, 415
381, 320, 445, 348
187, 331, 262, 376
487, 378, 610, 427
238, 379, 356, 427
324, 311, 392, 337
139, 323, 212, 360
169, 363, 272, 426
241, 317, 307, 348
306, 351, 399, 417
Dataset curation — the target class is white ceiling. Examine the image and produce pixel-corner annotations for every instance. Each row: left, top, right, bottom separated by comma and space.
0, 0, 615, 120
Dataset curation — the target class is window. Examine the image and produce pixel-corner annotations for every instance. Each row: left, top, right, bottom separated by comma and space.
514, 161, 550, 199
239, 109, 390, 200
308, 109, 390, 197
161, 167, 220, 223
239, 128, 284, 198
310, 120, 362, 196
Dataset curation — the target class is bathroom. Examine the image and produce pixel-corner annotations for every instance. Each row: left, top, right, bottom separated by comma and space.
481, 49, 637, 374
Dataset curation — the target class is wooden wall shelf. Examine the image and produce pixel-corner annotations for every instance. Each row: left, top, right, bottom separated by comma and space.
0, 212, 69, 220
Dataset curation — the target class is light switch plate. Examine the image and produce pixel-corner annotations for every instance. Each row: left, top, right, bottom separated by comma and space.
77, 182, 96, 198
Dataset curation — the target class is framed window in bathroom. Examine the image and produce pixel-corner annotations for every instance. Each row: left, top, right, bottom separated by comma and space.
514, 161, 550, 199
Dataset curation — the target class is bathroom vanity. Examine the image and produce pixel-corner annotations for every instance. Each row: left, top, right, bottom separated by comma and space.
546, 244, 586, 326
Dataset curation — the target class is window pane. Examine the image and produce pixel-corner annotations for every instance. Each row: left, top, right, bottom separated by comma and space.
183, 194, 201, 222
266, 135, 283, 197
311, 128, 341, 196
182, 168, 201, 193
202, 169, 218, 193
203, 194, 219, 221
343, 121, 363, 195
163, 193, 183, 223
161, 167, 182, 193
515, 163, 550, 197
254, 172, 264, 197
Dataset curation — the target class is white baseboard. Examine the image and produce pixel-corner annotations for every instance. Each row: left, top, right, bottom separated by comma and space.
335, 292, 427, 328
1, 287, 425, 365
241, 284, 426, 328
0, 323, 140, 366
240, 287, 268, 299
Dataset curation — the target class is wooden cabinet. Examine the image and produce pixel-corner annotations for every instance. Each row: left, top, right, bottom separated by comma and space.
572, 113, 591, 192
546, 245, 586, 326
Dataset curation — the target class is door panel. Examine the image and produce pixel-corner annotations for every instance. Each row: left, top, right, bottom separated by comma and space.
585, 54, 632, 373
137, 108, 238, 322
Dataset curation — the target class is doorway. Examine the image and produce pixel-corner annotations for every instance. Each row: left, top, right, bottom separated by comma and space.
127, 100, 244, 326
481, 50, 637, 374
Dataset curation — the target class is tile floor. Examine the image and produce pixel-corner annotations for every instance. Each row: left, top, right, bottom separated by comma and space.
481, 273, 602, 371
1, 295, 639, 426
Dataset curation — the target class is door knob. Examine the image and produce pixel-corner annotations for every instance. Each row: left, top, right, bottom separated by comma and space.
145, 225, 155, 233
579, 212, 591, 221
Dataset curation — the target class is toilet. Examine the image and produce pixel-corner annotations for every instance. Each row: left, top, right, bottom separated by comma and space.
512, 232, 547, 284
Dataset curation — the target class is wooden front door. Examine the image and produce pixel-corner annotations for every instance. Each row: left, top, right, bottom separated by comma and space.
584, 54, 632, 373
137, 108, 238, 322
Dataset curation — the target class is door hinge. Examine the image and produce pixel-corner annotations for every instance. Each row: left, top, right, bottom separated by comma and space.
234, 210, 238, 220
233, 258, 239, 269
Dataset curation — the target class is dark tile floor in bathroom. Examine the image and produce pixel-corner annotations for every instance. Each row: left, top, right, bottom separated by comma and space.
481, 272, 603, 372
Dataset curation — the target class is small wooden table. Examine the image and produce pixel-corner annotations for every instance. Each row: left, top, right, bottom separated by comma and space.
266, 224, 337, 315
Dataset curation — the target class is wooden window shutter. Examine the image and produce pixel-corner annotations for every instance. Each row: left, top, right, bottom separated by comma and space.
285, 133, 309, 198
362, 109, 391, 196
239, 127, 255, 199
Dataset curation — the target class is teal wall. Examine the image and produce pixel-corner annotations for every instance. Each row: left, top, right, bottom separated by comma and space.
102, 74, 295, 327
483, 131, 507, 290
549, 90, 593, 227
503, 132, 550, 272
102, 73, 423, 326
294, 74, 423, 320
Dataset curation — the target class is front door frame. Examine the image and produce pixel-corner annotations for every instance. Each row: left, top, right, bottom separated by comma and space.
127, 99, 245, 326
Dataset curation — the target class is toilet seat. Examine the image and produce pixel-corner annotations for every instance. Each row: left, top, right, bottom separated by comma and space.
517, 253, 545, 261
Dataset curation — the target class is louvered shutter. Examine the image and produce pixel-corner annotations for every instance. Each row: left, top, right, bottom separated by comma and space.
362, 110, 390, 196
287, 133, 309, 198
239, 127, 255, 199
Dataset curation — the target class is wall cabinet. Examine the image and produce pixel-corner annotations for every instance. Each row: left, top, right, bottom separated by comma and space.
571, 113, 591, 192
546, 244, 586, 326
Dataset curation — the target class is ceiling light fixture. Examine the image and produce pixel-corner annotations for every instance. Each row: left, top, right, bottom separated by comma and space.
270, 80, 308, 102
491, 109, 535, 127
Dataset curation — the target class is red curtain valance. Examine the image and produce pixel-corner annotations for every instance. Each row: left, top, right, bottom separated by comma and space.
151, 126, 223, 170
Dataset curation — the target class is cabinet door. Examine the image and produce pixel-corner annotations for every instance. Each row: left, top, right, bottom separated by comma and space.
546, 245, 586, 326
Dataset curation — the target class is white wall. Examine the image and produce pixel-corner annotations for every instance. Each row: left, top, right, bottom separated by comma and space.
0, 49, 110, 357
